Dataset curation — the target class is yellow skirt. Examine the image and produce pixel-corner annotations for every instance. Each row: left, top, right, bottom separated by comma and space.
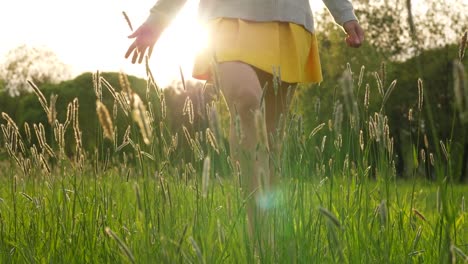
193, 18, 323, 84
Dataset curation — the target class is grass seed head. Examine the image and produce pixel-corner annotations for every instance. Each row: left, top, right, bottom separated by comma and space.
27, 80, 50, 116
364, 83, 370, 109
358, 65, 365, 89
319, 207, 341, 228
96, 101, 115, 141
453, 60, 467, 123
459, 31, 467, 61
205, 128, 219, 154
309, 123, 325, 138
131, 93, 152, 145
202, 156, 211, 198
418, 78, 424, 111
122, 11, 134, 31
412, 208, 427, 222
47, 94, 58, 125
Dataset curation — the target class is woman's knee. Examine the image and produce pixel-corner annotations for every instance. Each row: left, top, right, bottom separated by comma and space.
218, 61, 263, 116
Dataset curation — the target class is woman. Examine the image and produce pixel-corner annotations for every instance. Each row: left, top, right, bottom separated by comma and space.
125, 0, 364, 243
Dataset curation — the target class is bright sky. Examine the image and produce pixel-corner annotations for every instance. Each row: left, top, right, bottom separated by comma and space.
0, 0, 327, 88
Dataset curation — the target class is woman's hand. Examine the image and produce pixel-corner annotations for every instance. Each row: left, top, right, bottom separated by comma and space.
125, 23, 162, 64
343, 20, 365, 48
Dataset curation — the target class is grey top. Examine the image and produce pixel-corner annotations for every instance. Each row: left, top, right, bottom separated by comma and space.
145, 0, 357, 33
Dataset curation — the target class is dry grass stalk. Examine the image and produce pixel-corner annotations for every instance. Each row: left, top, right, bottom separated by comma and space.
321, 135, 327, 153
439, 140, 449, 161
1, 124, 11, 142
192, 138, 205, 161
429, 153, 435, 166
374, 72, 384, 97
460, 31, 467, 61
340, 70, 360, 131
171, 132, 179, 150
72, 98, 83, 155
48, 94, 58, 125
309, 123, 325, 138
453, 60, 467, 123
408, 108, 414, 122
116, 125, 131, 152
24, 123, 31, 143
122, 11, 134, 31
417, 78, 424, 111
205, 128, 219, 154
93, 71, 102, 101
182, 125, 193, 149
380, 62, 387, 87
100, 76, 119, 100
96, 101, 115, 141
5, 144, 22, 170
412, 208, 427, 222
183, 96, 195, 124
105, 227, 135, 264
64, 102, 73, 130
160, 93, 167, 119
56, 123, 65, 156
420, 148, 426, 163
318, 207, 341, 228
254, 109, 269, 150
33, 123, 55, 158
359, 129, 364, 151
27, 80, 50, 116
2, 112, 20, 133
333, 102, 343, 135
113, 99, 118, 120
39, 153, 51, 175
364, 83, 370, 109
334, 133, 343, 149
381, 80, 397, 110
423, 134, 429, 149
119, 73, 134, 103
358, 65, 365, 89
131, 93, 152, 145
202, 156, 211, 198
117, 92, 131, 116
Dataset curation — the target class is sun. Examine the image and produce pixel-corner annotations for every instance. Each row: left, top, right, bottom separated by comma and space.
147, 1, 208, 88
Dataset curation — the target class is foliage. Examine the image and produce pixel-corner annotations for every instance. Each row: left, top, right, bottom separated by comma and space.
350, 0, 468, 60
0, 63, 467, 262
0, 45, 71, 97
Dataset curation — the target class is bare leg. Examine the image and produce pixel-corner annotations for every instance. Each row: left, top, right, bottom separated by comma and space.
217, 61, 270, 242
255, 69, 297, 185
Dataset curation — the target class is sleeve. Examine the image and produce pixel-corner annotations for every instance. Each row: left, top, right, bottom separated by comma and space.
322, 0, 358, 25
144, 0, 188, 28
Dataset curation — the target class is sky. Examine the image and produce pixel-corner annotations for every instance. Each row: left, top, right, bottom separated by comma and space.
0, 0, 327, 88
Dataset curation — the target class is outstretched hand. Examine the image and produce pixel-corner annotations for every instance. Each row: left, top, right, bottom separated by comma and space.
125, 23, 162, 64
343, 20, 365, 48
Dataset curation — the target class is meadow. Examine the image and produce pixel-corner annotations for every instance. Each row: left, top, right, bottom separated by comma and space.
0, 53, 467, 263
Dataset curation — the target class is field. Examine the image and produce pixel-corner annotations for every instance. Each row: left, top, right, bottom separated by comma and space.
0, 64, 467, 263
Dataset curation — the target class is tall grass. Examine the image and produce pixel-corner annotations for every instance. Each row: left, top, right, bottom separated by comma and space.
0, 41, 467, 263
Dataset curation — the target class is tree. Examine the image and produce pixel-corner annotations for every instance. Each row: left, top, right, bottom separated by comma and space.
351, 0, 468, 61
0, 45, 71, 97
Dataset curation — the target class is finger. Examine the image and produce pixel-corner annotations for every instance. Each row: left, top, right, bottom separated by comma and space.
125, 42, 137, 59
132, 50, 139, 64
128, 27, 141, 39
148, 45, 154, 59
138, 46, 148, 64
347, 27, 360, 46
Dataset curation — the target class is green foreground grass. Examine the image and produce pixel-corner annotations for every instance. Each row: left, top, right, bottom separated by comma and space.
0, 166, 466, 263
